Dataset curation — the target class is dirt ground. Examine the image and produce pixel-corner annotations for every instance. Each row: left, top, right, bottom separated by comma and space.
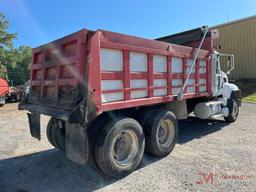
0, 103, 255, 192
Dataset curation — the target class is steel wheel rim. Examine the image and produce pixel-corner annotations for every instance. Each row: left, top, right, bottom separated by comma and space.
112, 129, 138, 166
158, 119, 175, 148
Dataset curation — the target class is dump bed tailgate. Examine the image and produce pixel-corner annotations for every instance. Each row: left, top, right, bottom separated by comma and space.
28, 30, 88, 111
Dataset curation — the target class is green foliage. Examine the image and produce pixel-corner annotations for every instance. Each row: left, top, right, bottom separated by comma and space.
3, 46, 32, 85
0, 12, 31, 85
0, 13, 17, 59
0, 13, 17, 48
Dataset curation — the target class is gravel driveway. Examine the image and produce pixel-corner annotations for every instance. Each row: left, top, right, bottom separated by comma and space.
0, 103, 255, 192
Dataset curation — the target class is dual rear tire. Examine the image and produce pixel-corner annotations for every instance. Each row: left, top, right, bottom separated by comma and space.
94, 110, 178, 177
143, 110, 178, 157
46, 110, 178, 178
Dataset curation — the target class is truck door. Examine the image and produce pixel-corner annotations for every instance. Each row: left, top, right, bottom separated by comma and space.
216, 55, 222, 92
211, 53, 222, 96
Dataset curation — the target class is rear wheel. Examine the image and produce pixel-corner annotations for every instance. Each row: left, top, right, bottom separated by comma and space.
94, 117, 145, 178
46, 118, 65, 151
144, 110, 178, 157
224, 99, 239, 123
87, 115, 110, 165
46, 119, 55, 147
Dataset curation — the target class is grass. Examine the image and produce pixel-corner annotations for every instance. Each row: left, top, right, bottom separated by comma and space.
243, 94, 256, 103
234, 79, 256, 103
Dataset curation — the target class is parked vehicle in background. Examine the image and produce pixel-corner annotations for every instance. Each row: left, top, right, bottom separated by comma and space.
19, 26, 241, 177
6, 86, 25, 102
0, 65, 26, 106
0, 66, 9, 107
0, 77, 9, 107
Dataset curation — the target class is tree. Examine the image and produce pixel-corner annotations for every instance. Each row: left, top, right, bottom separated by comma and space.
0, 13, 17, 61
3, 46, 32, 85
0, 12, 32, 85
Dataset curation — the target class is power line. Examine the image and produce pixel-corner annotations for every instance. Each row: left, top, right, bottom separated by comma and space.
6, 72, 30, 75
7, 74, 30, 76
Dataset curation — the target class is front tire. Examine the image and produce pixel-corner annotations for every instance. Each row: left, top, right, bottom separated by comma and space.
144, 110, 178, 157
224, 99, 239, 123
94, 117, 145, 178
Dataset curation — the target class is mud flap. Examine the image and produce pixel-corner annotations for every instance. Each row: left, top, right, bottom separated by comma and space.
65, 122, 89, 164
27, 112, 41, 140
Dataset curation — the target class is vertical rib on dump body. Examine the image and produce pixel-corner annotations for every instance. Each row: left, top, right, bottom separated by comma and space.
28, 29, 211, 119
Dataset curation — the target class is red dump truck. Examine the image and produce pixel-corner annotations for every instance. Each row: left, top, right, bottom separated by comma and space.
19, 26, 241, 177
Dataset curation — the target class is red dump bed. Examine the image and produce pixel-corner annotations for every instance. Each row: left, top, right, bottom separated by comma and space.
29, 29, 211, 115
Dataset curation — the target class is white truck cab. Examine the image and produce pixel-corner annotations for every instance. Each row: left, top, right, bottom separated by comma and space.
157, 27, 241, 122
194, 51, 241, 122
211, 51, 239, 97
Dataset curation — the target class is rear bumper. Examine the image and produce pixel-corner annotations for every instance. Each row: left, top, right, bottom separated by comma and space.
18, 98, 85, 123
19, 102, 70, 120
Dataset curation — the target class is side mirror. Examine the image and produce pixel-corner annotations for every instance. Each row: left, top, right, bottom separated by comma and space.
216, 53, 234, 75
227, 56, 231, 69
226, 55, 234, 75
